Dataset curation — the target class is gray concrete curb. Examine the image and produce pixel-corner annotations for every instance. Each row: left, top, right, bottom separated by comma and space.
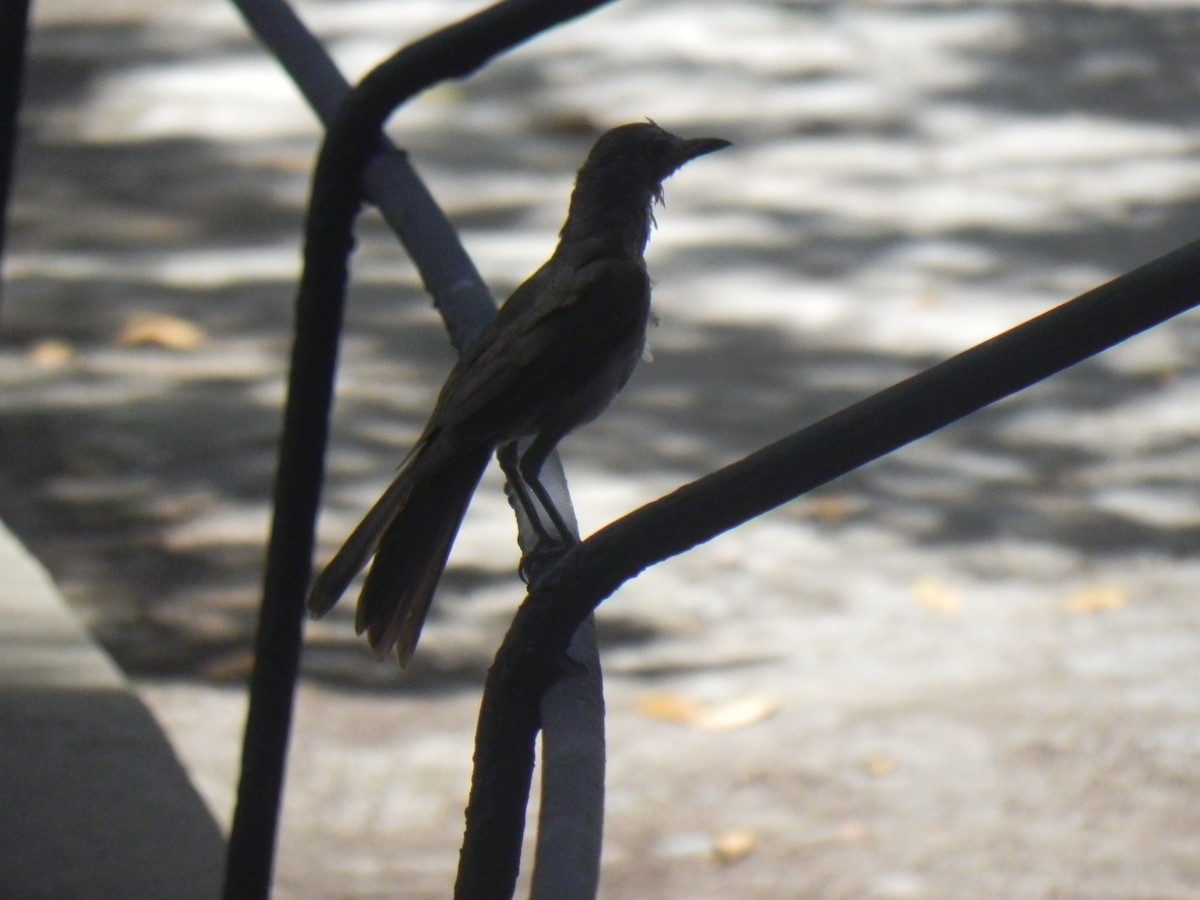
0, 522, 225, 899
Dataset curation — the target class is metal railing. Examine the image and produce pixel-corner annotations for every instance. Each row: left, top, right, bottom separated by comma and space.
3, 2, 1200, 898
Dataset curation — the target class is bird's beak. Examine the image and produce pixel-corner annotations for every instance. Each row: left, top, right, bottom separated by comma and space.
677, 136, 732, 164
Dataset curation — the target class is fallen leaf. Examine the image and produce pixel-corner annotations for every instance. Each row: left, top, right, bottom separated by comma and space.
26, 339, 74, 368
695, 696, 780, 731
636, 693, 780, 731
862, 753, 898, 777
810, 495, 854, 522
1063, 585, 1129, 614
713, 829, 757, 864
635, 692, 702, 725
912, 576, 962, 614
118, 313, 207, 350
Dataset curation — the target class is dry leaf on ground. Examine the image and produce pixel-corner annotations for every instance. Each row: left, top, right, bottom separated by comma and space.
713, 829, 758, 864
25, 339, 75, 368
1063, 585, 1129, 614
117, 313, 207, 350
862, 753, 899, 777
636, 692, 780, 731
912, 576, 963, 614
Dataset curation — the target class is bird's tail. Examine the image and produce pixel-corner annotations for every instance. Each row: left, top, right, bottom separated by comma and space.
358, 447, 493, 664
306, 460, 423, 621
307, 444, 492, 664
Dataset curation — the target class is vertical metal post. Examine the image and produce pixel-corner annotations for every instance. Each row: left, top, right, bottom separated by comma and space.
0, 0, 33, 315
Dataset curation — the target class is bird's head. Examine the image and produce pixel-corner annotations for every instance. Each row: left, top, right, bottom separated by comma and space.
578, 121, 731, 202
562, 121, 730, 250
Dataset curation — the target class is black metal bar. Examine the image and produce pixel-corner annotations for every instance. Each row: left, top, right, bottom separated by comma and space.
230, 0, 497, 345
461, 234, 1200, 887
223, 1, 616, 896
529, 618, 605, 900
597, 236, 1200, 570
0, 0, 33, 316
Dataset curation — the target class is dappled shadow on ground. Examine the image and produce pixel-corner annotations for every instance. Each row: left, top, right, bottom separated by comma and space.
5, 0, 1200, 700
950, 3, 1200, 125
12, 4, 1200, 898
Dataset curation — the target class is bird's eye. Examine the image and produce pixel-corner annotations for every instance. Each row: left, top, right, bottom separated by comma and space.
647, 136, 674, 161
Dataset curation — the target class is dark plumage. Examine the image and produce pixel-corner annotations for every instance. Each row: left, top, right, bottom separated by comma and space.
307, 122, 730, 664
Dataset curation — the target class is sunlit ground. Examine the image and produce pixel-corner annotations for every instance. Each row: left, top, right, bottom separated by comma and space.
6, 0, 1200, 896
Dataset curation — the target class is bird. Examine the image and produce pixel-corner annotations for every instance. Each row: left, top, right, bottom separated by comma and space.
307, 121, 730, 665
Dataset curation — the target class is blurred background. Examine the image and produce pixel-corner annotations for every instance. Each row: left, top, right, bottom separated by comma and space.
5, 0, 1200, 896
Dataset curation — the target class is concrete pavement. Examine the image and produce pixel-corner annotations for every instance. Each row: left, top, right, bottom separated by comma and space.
0, 521, 225, 899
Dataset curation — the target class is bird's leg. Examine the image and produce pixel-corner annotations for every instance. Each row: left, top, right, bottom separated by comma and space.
497, 441, 561, 545
516, 433, 577, 545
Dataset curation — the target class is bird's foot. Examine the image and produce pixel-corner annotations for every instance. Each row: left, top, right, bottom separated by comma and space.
517, 536, 576, 585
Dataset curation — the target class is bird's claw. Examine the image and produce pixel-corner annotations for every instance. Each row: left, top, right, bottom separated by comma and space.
517, 536, 577, 585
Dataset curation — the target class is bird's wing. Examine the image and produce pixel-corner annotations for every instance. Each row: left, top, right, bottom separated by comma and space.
428, 252, 651, 445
